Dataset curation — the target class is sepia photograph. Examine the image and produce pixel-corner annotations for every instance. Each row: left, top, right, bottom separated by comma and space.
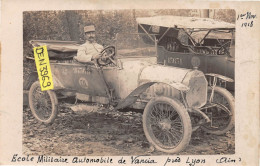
22, 9, 236, 156
1, 0, 260, 165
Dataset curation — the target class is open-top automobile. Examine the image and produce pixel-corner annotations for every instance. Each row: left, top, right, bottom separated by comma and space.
137, 16, 235, 91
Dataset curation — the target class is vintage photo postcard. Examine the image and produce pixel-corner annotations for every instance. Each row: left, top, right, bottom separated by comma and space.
0, 0, 259, 166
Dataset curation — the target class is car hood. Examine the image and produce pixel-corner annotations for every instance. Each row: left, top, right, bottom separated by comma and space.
139, 64, 193, 85
119, 59, 195, 86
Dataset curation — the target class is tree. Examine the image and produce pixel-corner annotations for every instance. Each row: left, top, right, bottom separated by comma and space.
65, 11, 81, 41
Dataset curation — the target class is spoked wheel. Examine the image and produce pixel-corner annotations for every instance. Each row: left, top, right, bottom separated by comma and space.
143, 96, 192, 153
29, 81, 58, 124
201, 86, 234, 135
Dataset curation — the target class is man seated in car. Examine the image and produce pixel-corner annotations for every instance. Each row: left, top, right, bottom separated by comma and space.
74, 25, 103, 62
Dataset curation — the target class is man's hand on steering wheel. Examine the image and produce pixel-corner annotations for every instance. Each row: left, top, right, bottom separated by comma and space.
97, 46, 116, 66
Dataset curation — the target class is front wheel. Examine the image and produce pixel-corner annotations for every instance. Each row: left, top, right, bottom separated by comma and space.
28, 81, 58, 124
143, 96, 192, 153
201, 86, 234, 135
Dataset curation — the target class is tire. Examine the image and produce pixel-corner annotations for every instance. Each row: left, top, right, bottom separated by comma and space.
143, 96, 192, 154
201, 86, 235, 135
28, 81, 58, 124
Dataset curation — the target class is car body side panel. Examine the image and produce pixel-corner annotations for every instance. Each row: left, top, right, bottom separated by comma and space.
51, 63, 108, 97
102, 66, 119, 97
157, 46, 235, 91
207, 55, 228, 78
157, 46, 208, 73
115, 60, 151, 99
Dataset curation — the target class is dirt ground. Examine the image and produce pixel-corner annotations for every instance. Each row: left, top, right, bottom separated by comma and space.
22, 101, 235, 156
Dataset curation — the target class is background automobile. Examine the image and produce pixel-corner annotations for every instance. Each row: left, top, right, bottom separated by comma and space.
137, 16, 235, 91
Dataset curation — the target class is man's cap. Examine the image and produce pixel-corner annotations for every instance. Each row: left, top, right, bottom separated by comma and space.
84, 25, 95, 33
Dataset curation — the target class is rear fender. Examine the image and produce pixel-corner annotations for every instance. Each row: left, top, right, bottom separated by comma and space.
115, 81, 189, 110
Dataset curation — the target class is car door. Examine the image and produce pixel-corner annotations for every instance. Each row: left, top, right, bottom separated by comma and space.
51, 63, 109, 97
207, 54, 234, 80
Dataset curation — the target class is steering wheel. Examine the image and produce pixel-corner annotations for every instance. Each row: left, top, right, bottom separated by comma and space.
217, 41, 231, 55
97, 46, 116, 66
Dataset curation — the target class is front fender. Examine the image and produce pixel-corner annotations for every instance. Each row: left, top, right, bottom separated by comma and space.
115, 82, 154, 109
205, 73, 234, 82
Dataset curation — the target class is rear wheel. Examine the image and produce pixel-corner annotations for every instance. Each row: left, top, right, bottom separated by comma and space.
29, 81, 58, 124
201, 86, 234, 135
143, 96, 192, 153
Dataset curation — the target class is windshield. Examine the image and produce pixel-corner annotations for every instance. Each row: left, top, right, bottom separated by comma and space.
116, 33, 156, 57
189, 30, 234, 46
189, 29, 235, 58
